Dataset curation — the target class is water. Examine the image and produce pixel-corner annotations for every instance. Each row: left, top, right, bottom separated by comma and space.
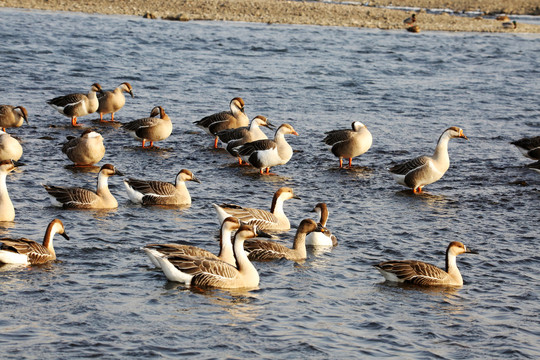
1, 7, 539, 359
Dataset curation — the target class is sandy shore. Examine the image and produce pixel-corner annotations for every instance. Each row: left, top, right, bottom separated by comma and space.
1, 0, 539, 33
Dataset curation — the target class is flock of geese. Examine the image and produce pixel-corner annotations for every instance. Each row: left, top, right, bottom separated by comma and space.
0, 82, 539, 289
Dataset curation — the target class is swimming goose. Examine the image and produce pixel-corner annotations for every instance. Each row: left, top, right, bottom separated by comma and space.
194, 97, 249, 148
502, 20, 517, 29
0, 160, 19, 222
389, 126, 468, 193
403, 13, 416, 26
217, 115, 274, 164
526, 161, 540, 174
373, 241, 478, 287
323, 121, 372, 168
0, 130, 23, 162
407, 25, 421, 33
47, 83, 102, 127
61, 129, 105, 166
144, 217, 241, 268
122, 106, 172, 148
0, 219, 69, 265
511, 136, 540, 160
43, 164, 123, 209
0, 105, 28, 132
244, 218, 327, 261
153, 224, 261, 289
213, 187, 300, 232
123, 169, 200, 206
237, 123, 299, 175
97, 82, 134, 122
305, 203, 338, 247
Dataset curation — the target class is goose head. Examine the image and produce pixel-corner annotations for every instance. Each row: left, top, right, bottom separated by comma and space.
14, 106, 29, 125
230, 97, 245, 114
120, 82, 134, 98
176, 169, 201, 184
99, 163, 124, 177
275, 123, 299, 136
351, 121, 366, 132
447, 241, 478, 256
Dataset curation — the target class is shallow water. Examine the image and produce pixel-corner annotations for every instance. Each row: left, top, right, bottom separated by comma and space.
0, 8, 539, 359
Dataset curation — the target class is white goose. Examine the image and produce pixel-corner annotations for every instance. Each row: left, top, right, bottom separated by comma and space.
213, 187, 300, 232
0, 130, 23, 162
237, 123, 298, 175
0, 105, 28, 132
389, 126, 468, 193
374, 241, 478, 287
0, 160, 19, 222
123, 169, 200, 206
61, 129, 105, 166
511, 136, 540, 160
97, 82, 134, 122
194, 97, 249, 148
323, 121, 372, 168
47, 83, 102, 127
153, 224, 261, 289
0, 219, 69, 265
305, 203, 338, 247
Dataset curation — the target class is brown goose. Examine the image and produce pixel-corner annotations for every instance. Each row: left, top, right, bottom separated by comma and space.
213, 187, 300, 232
43, 164, 123, 209
0, 105, 28, 132
122, 106, 172, 148
47, 83, 102, 127
305, 203, 338, 247
143, 217, 241, 268
374, 241, 478, 287
237, 123, 298, 175
0, 130, 23, 162
123, 169, 200, 206
97, 82, 134, 122
403, 13, 416, 26
511, 136, 540, 160
389, 126, 468, 193
323, 121, 372, 168
243, 218, 327, 261
0, 160, 19, 222
194, 97, 249, 148
61, 129, 105, 166
0, 219, 69, 265
153, 224, 261, 289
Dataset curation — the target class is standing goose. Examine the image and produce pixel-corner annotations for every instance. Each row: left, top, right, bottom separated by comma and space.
194, 97, 249, 148
502, 20, 517, 29
216, 115, 274, 164
0, 219, 69, 265
389, 126, 468, 193
244, 218, 327, 261
305, 203, 338, 247
511, 136, 540, 160
43, 164, 123, 209
373, 241, 478, 287
61, 129, 105, 166
0, 160, 19, 222
143, 217, 241, 268
153, 224, 261, 289
0, 130, 23, 162
123, 169, 200, 206
237, 123, 299, 175
122, 106, 172, 148
213, 187, 300, 232
403, 13, 416, 26
47, 83, 102, 127
323, 121, 372, 168
0, 105, 28, 132
97, 82, 134, 122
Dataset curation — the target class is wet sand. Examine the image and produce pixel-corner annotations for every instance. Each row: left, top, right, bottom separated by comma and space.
1, 0, 539, 33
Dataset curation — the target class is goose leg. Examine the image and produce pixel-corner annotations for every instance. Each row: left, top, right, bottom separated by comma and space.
110, 113, 115, 122
339, 158, 343, 168
71, 117, 81, 127
348, 158, 352, 168
213, 137, 219, 148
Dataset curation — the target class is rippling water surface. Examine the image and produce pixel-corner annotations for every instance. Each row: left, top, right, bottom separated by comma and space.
0, 8, 539, 359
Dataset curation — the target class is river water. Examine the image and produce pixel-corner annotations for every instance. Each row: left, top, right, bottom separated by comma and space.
0, 7, 539, 359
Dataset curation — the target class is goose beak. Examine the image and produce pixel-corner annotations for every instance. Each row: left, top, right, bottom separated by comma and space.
191, 175, 201, 184
256, 229, 274, 239
292, 131, 299, 136
61, 232, 70, 241
115, 169, 125, 177
293, 194, 301, 200
129, 90, 134, 98
12, 160, 26, 167
465, 246, 478, 254
265, 120, 275, 130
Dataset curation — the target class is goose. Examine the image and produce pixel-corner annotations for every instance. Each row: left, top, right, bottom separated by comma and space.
122, 106, 172, 148
236, 123, 298, 175
389, 126, 468, 193
243, 218, 327, 261
144, 217, 242, 268
407, 25, 421, 33
496, 15, 510, 21
213, 187, 300, 232
123, 169, 200, 206
216, 115, 274, 164
194, 97, 249, 148
527, 161, 540, 174
0, 219, 69, 265
403, 13, 416, 26
502, 20, 517, 29
511, 136, 540, 160
373, 241, 478, 287
323, 121, 372, 168
0, 130, 23, 162
43, 164, 123, 209
153, 224, 261, 289
97, 82, 134, 122
61, 129, 105, 166
305, 203, 338, 247
0, 160, 19, 222
47, 83, 102, 127
0, 105, 28, 132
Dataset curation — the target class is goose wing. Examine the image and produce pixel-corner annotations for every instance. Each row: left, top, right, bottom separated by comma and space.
376, 260, 449, 286
323, 129, 353, 146
122, 117, 160, 132
167, 255, 239, 287
0, 238, 52, 264
125, 179, 176, 196
389, 155, 430, 175
243, 239, 287, 260
144, 244, 217, 259
47, 93, 86, 108
216, 126, 249, 143
61, 135, 80, 154
217, 204, 279, 229
43, 185, 98, 208
511, 136, 540, 151
237, 139, 276, 156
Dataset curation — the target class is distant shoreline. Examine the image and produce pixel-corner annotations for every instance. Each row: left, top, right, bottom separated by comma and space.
1, 0, 540, 33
